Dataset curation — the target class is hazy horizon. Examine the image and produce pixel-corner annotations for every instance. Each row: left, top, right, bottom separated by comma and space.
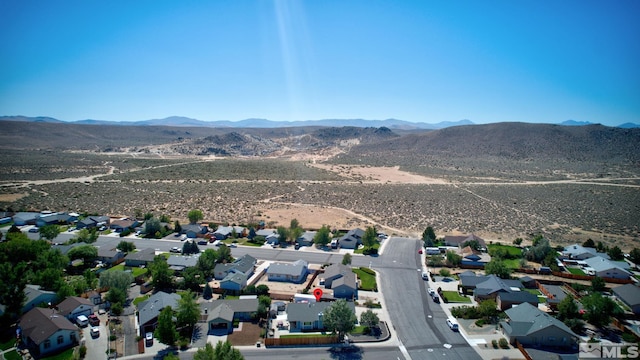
1, 1, 638, 127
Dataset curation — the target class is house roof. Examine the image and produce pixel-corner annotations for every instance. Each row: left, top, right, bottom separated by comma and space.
583, 256, 630, 273
473, 275, 523, 297
339, 228, 365, 244
214, 226, 233, 236
24, 284, 56, 305
167, 255, 199, 269
502, 303, 577, 339
562, 244, 609, 260
110, 219, 138, 229
231, 254, 256, 274
323, 264, 353, 281
297, 231, 316, 243
221, 272, 247, 286
182, 224, 206, 233
498, 291, 538, 304
613, 284, 640, 307
256, 229, 277, 237
52, 242, 84, 255
20, 307, 77, 345
201, 299, 259, 322
267, 260, 308, 277
38, 212, 71, 224
125, 248, 156, 263
208, 303, 234, 322
444, 234, 486, 247
56, 296, 93, 316
97, 247, 120, 258
333, 273, 357, 290
287, 301, 356, 323
13, 212, 40, 222
138, 291, 181, 326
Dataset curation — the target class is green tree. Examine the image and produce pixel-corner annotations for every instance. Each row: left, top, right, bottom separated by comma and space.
144, 218, 161, 238
83, 268, 98, 289
462, 239, 481, 251
174, 220, 182, 234
110, 302, 123, 316
322, 299, 357, 340
99, 270, 133, 296
187, 209, 204, 224
193, 341, 244, 360
176, 291, 200, 335
557, 296, 579, 321
67, 244, 98, 263
596, 241, 606, 253
155, 306, 179, 346
607, 246, 624, 261
73, 228, 99, 244
583, 238, 595, 248
484, 259, 511, 279
39, 224, 60, 241
360, 309, 380, 331
116, 241, 136, 253
313, 225, 331, 247
342, 253, 352, 265
217, 244, 232, 263
478, 299, 499, 319
144, 212, 154, 220
106, 287, 126, 305
276, 226, 289, 245
56, 283, 75, 299
513, 238, 523, 246
248, 227, 256, 240
630, 248, 640, 265
203, 283, 213, 300
0, 262, 27, 320
446, 250, 462, 267
363, 226, 378, 248
581, 292, 623, 328
422, 226, 436, 247
150, 255, 173, 290
159, 214, 171, 223
197, 249, 219, 279
256, 285, 270, 296
524, 237, 553, 263
289, 219, 303, 244
591, 276, 606, 292
182, 240, 200, 255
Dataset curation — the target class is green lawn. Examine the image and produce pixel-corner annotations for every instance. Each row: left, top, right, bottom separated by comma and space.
0, 337, 16, 351
107, 264, 148, 277
41, 348, 74, 360
567, 267, 586, 275
502, 259, 522, 269
353, 243, 380, 255
349, 326, 368, 335
487, 244, 522, 258
223, 238, 263, 247
440, 290, 471, 303
4, 349, 21, 360
352, 268, 377, 291
133, 294, 150, 306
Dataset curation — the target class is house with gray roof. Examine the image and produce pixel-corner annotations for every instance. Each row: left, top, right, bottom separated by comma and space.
332, 275, 358, 300
267, 260, 308, 283
500, 302, 578, 348
19, 307, 79, 356
613, 283, 640, 314
201, 299, 259, 334
181, 223, 208, 238
220, 272, 248, 293
338, 228, 365, 249
125, 248, 157, 267
582, 256, 631, 279
12, 212, 40, 226
167, 254, 199, 272
96, 247, 125, 265
322, 264, 353, 288
76, 215, 110, 229
562, 244, 609, 260
0, 284, 58, 317
213, 254, 256, 280
137, 291, 181, 335
296, 231, 316, 247
36, 212, 72, 227
444, 234, 486, 249
109, 219, 140, 232
287, 301, 356, 332
57, 296, 93, 321
497, 291, 538, 311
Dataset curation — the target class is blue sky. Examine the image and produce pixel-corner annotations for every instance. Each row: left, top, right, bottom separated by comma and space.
1, 1, 638, 126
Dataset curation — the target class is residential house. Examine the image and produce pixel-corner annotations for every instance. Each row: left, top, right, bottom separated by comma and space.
267, 260, 308, 283
220, 273, 248, 293
582, 256, 631, 279
338, 228, 364, 249
458, 245, 491, 266
57, 296, 93, 322
109, 219, 140, 233
12, 212, 40, 226
167, 254, 199, 272
84, 291, 102, 306
496, 291, 539, 311
201, 299, 259, 334
287, 301, 356, 332
0, 284, 58, 317
213, 254, 256, 280
613, 284, 640, 314
125, 248, 157, 267
443, 234, 487, 249
36, 212, 72, 227
213, 226, 246, 240
96, 247, 125, 265
500, 302, 578, 348
76, 216, 110, 229
296, 231, 316, 247
322, 264, 353, 288
332, 275, 358, 300
137, 291, 181, 335
19, 308, 79, 356
256, 229, 279, 245
562, 244, 609, 261
541, 284, 568, 311
181, 223, 208, 238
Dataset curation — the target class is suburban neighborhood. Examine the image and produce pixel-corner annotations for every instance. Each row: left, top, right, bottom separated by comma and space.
1, 210, 640, 360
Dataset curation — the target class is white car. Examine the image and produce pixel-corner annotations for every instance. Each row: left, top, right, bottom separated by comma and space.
427, 287, 435, 296
90, 327, 100, 338
446, 319, 459, 331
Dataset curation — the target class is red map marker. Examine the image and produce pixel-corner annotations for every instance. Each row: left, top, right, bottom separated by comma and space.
313, 288, 323, 302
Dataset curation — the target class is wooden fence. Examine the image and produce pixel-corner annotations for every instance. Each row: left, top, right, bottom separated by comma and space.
515, 340, 533, 360
264, 336, 339, 347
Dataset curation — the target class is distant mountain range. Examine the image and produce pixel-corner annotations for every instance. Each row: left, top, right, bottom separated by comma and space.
1, 115, 638, 129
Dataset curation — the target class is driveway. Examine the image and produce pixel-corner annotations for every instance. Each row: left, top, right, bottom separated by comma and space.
83, 315, 108, 360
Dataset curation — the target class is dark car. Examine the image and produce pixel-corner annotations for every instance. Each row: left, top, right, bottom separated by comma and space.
431, 294, 440, 303
197, 240, 208, 245
88, 314, 100, 326
28, 228, 39, 233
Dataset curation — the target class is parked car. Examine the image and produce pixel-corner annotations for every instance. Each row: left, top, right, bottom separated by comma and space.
229, 243, 237, 248
446, 318, 459, 331
28, 227, 39, 233
170, 247, 181, 253
197, 240, 208, 245
88, 314, 100, 326
431, 293, 440, 303
418, 249, 423, 254
421, 272, 429, 280
145, 332, 154, 346
90, 327, 100, 338
427, 288, 435, 295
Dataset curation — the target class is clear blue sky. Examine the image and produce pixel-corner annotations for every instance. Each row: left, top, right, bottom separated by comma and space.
1, 1, 638, 126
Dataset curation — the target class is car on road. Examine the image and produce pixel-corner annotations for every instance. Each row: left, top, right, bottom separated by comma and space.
197, 240, 208, 245
229, 243, 237, 248
421, 272, 429, 280
28, 227, 39, 233
431, 292, 440, 303
90, 327, 100, 338
446, 318, 459, 331
418, 249, 423, 254
427, 287, 435, 295
170, 247, 181, 253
